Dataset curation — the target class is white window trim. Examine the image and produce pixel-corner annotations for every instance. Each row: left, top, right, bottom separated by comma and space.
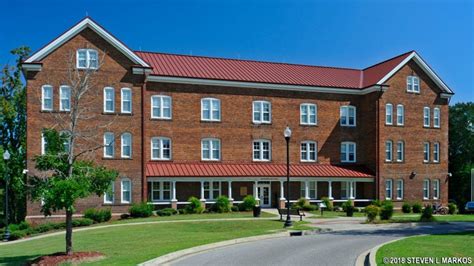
385, 140, 393, 162
300, 141, 317, 162
396, 179, 404, 200
407, 76, 420, 93
121, 132, 132, 158
253, 139, 272, 162
341, 141, 356, 163
433, 107, 440, 128
149, 181, 172, 201
252, 101, 272, 124
423, 179, 430, 200
201, 138, 221, 161
340, 105, 356, 127
433, 142, 440, 163
204, 181, 222, 200
300, 103, 317, 125
385, 179, 393, 200
423, 142, 430, 163
201, 98, 221, 122
423, 107, 431, 127
76, 49, 98, 70
151, 95, 172, 119
433, 179, 440, 200
103, 87, 115, 113
59, 85, 71, 111
396, 141, 404, 162
41, 132, 46, 155
103, 132, 115, 158
396, 104, 404, 126
385, 103, 393, 125
41, 85, 53, 111
151, 137, 172, 160
120, 88, 132, 114
121, 178, 132, 204
104, 181, 114, 204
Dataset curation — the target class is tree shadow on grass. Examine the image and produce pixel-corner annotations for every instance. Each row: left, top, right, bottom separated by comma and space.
0, 254, 40, 266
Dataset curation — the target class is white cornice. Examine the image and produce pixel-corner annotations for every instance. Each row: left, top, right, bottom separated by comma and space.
22, 63, 42, 72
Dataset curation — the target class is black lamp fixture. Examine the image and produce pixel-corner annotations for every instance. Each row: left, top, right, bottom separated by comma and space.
283, 126, 292, 228
410, 171, 417, 179
3, 150, 11, 242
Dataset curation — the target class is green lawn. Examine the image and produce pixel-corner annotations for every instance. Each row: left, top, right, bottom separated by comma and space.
308, 210, 365, 218
389, 214, 474, 223
376, 231, 474, 265
0, 220, 286, 265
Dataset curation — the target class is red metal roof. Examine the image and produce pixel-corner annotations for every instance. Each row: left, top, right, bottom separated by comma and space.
135, 51, 413, 89
146, 162, 374, 178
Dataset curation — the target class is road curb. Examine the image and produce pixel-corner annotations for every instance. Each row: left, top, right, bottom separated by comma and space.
138, 232, 290, 266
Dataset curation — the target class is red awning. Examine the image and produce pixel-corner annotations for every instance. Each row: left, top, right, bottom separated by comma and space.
146, 162, 374, 178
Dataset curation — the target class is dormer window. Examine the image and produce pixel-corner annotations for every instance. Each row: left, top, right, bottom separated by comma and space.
407, 76, 420, 93
77, 49, 98, 69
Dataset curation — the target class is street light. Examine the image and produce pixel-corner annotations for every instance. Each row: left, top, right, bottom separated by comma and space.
3, 150, 10, 241
283, 126, 292, 227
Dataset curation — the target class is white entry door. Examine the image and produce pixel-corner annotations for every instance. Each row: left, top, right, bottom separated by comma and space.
257, 184, 271, 207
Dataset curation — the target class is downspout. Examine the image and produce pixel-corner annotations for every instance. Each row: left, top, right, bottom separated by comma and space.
141, 71, 148, 202
375, 85, 385, 200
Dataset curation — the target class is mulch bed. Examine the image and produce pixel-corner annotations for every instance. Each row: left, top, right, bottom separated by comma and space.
28, 251, 105, 266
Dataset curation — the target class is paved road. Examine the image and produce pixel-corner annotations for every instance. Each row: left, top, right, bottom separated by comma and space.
170, 222, 474, 266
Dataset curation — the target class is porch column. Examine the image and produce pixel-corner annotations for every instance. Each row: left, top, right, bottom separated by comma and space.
228, 181, 233, 201
200, 181, 206, 208
304, 180, 310, 200
349, 181, 355, 200
328, 181, 333, 200
171, 181, 177, 209
279, 180, 285, 209
254, 181, 260, 201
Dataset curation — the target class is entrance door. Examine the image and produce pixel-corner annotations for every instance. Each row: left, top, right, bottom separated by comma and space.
257, 184, 271, 207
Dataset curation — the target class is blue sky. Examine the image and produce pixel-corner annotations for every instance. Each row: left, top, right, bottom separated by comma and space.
2, 0, 472, 103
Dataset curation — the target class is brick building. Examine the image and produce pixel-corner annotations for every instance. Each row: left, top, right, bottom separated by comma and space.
22, 18, 453, 218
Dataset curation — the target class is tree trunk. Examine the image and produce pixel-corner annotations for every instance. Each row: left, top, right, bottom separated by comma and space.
65, 209, 73, 255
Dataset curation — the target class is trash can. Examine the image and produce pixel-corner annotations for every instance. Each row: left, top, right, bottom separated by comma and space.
253, 205, 261, 217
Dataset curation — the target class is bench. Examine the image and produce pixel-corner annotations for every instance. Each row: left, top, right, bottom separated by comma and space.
278, 208, 305, 221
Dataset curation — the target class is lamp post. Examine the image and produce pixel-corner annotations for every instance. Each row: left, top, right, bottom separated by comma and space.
283, 126, 292, 227
3, 150, 10, 242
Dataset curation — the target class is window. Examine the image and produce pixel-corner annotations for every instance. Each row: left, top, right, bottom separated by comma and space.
340, 142, 356, 162
253, 139, 271, 161
149, 181, 171, 201
300, 141, 317, 162
59, 86, 71, 111
253, 101, 271, 124
433, 142, 440, 162
385, 140, 393, 162
396, 105, 404, 126
423, 179, 430, 199
433, 179, 440, 200
104, 181, 114, 204
104, 132, 115, 158
41, 132, 47, 155
104, 87, 115, 113
396, 179, 404, 200
201, 98, 221, 121
341, 182, 349, 199
41, 85, 53, 111
423, 142, 430, 162
204, 181, 221, 200
340, 106, 356, 127
385, 179, 393, 200
396, 141, 404, 162
423, 107, 430, 127
121, 179, 131, 203
60, 131, 71, 153
385, 104, 393, 125
300, 103, 317, 125
433, 108, 440, 128
76, 49, 98, 69
121, 88, 132, 113
201, 138, 221, 161
151, 137, 171, 160
299, 181, 317, 199
407, 76, 420, 93
121, 133, 132, 158
151, 95, 172, 119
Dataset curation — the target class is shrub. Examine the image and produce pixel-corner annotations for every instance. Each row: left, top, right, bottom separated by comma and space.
420, 205, 434, 222
321, 197, 333, 211
185, 196, 204, 214
292, 198, 317, 211
371, 200, 382, 207
84, 208, 112, 223
231, 205, 239, 212
448, 203, 457, 215
35, 223, 54, 233
213, 196, 232, 213
342, 200, 355, 217
412, 202, 422, 213
18, 221, 31, 230
365, 205, 379, 222
156, 208, 178, 216
8, 230, 27, 241
129, 202, 154, 218
380, 200, 394, 220
239, 195, 257, 211
72, 218, 94, 227
402, 203, 411, 213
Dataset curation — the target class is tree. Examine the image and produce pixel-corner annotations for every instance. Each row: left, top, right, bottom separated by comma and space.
448, 102, 474, 210
0, 47, 30, 223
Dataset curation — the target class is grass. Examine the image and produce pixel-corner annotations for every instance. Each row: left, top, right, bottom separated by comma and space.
0, 220, 286, 265
389, 213, 474, 223
376, 231, 474, 265
308, 210, 365, 218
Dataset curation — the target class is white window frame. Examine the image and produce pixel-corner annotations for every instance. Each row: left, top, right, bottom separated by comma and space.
41, 132, 47, 155
253, 139, 272, 161
300, 181, 317, 199
103, 132, 115, 158
201, 138, 221, 161
423, 179, 430, 200
41, 85, 53, 111
204, 181, 221, 200
300, 141, 317, 162
201, 98, 221, 122
59, 85, 71, 111
300, 103, 317, 125
76, 49, 98, 69
423, 142, 430, 163
340, 141, 356, 163
396, 141, 404, 162
433, 179, 440, 200
60, 130, 71, 153
104, 181, 114, 204
151, 95, 172, 119
385, 103, 393, 125
433, 142, 440, 163
151, 137, 172, 160
121, 132, 132, 158
103, 87, 115, 113
407, 76, 420, 93
121, 88, 132, 114
252, 101, 271, 124
149, 181, 172, 201
396, 179, 404, 200
340, 105, 356, 127
385, 140, 393, 162
396, 104, 404, 126
385, 179, 393, 200
423, 107, 430, 127
433, 107, 440, 128
121, 178, 132, 204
